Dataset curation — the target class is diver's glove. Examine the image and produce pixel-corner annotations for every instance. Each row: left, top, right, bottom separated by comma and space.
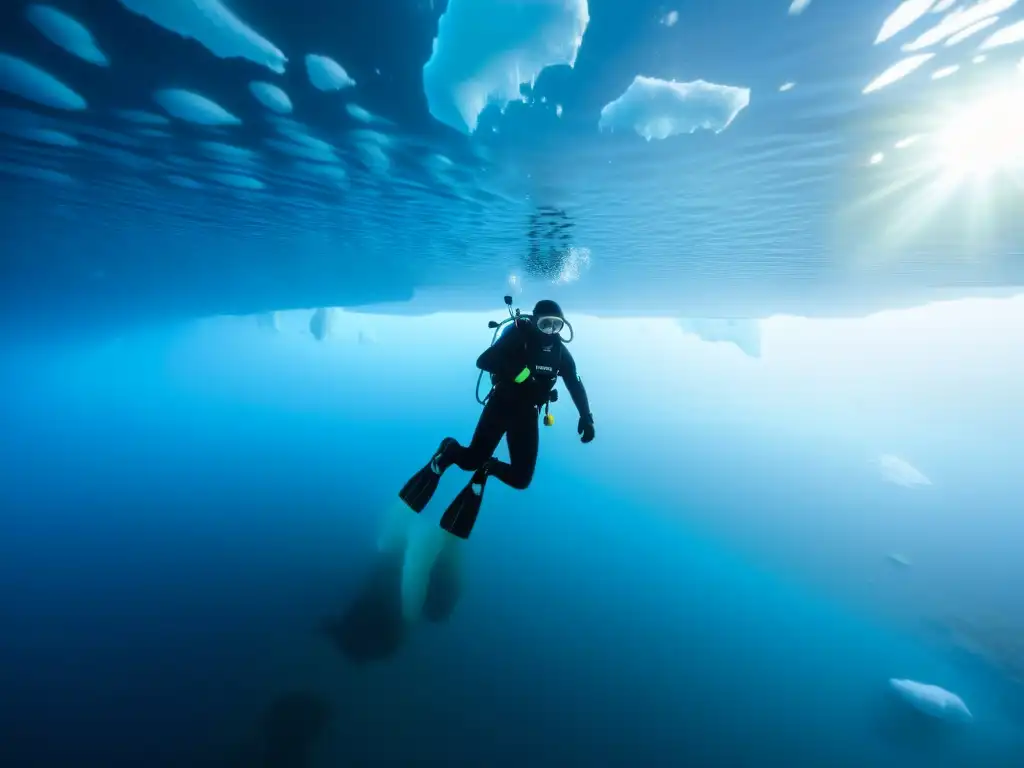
577, 413, 595, 444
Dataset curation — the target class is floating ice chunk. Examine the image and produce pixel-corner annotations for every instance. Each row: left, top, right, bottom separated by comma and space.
422, 0, 589, 134
933, 0, 957, 10
198, 141, 255, 162
887, 552, 912, 567
677, 318, 762, 358
167, 174, 202, 189
0, 54, 86, 110
894, 134, 921, 148
345, 103, 388, 124
932, 64, 959, 78
356, 141, 389, 174
863, 54, 934, 93
349, 128, 390, 146
112, 108, 168, 125
153, 89, 240, 126
555, 103, 563, 117
870, 151, 885, 164
901, 0, 1016, 51
209, 171, 264, 190
779, 81, 796, 91
979, 18, 1024, 50
875, 0, 937, 45
660, 10, 679, 27
945, 15, 1000, 46
876, 454, 932, 487
599, 76, 750, 140
117, 0, 286, 73
889, 679, 972, 722
248, 81, 292, 114
305, 54, 355, 91
309, 307, 337, 341
26, 5, 109, 66
265, 137, 337, 162
789, 0, 812, 15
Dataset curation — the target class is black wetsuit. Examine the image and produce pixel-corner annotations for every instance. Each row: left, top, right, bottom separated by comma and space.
444, 321, 591, 489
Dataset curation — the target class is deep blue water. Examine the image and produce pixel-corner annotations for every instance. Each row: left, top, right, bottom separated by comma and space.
2, 0, 1024, 766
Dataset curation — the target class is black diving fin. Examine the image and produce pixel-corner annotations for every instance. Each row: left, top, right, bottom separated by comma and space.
398, 438, 455, 513
440, 466, 489, 540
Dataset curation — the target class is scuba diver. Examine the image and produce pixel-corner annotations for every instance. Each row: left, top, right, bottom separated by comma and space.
398, 298, 595, 539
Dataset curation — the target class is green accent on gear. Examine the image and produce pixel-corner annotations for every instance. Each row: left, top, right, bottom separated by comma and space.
514, 366, 531, 383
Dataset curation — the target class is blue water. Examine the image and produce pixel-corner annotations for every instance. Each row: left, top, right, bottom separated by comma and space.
3, 0, 1024, 766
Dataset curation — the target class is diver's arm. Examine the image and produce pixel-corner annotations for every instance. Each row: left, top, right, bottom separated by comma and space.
476, 324, 525, 380
559, 347, 592, 418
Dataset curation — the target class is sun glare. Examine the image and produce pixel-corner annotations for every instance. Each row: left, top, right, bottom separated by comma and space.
934, 84, 1024, 180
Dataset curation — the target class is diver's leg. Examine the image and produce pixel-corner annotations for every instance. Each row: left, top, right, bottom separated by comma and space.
444, 397, 506, 472
485, 406, 539, 490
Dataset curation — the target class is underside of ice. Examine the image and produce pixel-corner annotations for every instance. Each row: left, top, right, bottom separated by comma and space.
305, 54, 355, 91
889, 679, 972, 722
422, 0, 590, 134
599, 76, 750, 140
117, 0, 286, 73
0, 54, 87, 110
26, 4, 109, 67
249, 81, 292, 114
677, 318, 762, 358
153, 88, 240, 126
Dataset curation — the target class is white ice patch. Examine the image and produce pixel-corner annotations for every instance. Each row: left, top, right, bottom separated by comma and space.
889, 679, 972, 722
789, 0, 812, 15
26, 5, 109, 67
979, 18, 1024, 50
265, 136, 338, 163
153, 88, 240, 126
901, 0, 1017, 51
779, 82, 796, 91
112, 108, 168, 125
876, 454, 932, 487
863, 54, 934, 93
599, 76, 749, 140
117, 0, 286, 73
345, 103, 387, 124
677, 318, 762, 358
422, 0, 590, 134
305, 54, 355, 91
661, 10, 679, 27
248, 81, 292, 114
944, 15, 1000, 46
875, 0, 937, 45
0, 54, 86, 110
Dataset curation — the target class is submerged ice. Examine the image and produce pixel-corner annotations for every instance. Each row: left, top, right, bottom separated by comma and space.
0, 54, 86, 110
153, 88, 240, 126
889, 679, 972, 722
677, 319, 762, 358
26, 4, 109, 67
249, 81, 292, 114
117, 0, 286, 73
599, 76, 750, 140
305, 54, 356, 91
422, 0, 590, 134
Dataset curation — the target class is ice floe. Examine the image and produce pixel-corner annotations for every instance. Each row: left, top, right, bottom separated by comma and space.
875, 0, 937, 45
0, 54, 86, 110
112, 108, 169, 125
422, 0, 590, 134
153, 88, 240, 126
265, 137, 338, 163
198, 140, 255, 163
25, 4, 109, 67
789, 0, 812, 15
932, 64, 959, 79
876, 454, 931, 487
901, 0, 1016, 52
598, 76, 750, 140
779, 82, 796, 92
945, 16, 1000, 46
677, 318, 762, 358
305, 54, 356, 91
979, 18, 1024, 50
209, 172, 264, 190
889, 679, 972, 722
345, 103, 388, 125
862, 54, 934, 93
660, 10, 679, 27
117, 0, 286, 73
249, 81, 292, 114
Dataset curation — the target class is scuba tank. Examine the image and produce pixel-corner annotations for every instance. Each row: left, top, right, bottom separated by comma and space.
474, 295, 573, 428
